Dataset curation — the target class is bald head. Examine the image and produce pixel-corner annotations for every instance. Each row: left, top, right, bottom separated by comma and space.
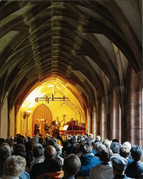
63, 154, 81, 177
44, 145, 57, 160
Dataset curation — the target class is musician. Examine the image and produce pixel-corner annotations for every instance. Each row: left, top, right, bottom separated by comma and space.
66, 118, 77, 130
34, 119, 40, 136
51, 120, 63, 143
44, 119, 49, 135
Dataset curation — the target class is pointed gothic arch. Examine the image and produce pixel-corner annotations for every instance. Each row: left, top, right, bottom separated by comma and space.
32, 104, 52, 137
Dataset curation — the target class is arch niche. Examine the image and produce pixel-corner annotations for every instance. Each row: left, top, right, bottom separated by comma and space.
32, 104, 52, 137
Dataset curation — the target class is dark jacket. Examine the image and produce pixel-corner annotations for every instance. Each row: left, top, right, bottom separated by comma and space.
30, 158, 61, 179
113, 174, 129, 179
125, 161, 143, 178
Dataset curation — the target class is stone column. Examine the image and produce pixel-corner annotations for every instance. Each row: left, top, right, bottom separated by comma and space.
139, 86, 143, 147
95, 100, 100, 137
0, 97, 8, 138
127, 68, 141, 145
99, 101, 107, 141
9, 106, 15, 137
87, 108, 91, 134
100, 102, 107, 140
92, 106, 96, 138
110, 90, 121, 141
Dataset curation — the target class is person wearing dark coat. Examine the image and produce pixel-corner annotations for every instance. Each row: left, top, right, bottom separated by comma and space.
111, 156, 129, 179
30, 145, 62, 179
78, 143, 101, 176
63, 154, 81, 179
125, 145, 143, 178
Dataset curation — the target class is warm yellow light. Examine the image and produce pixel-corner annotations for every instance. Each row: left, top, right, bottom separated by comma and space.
17, 77, 86, 136
21, 86, 45, 108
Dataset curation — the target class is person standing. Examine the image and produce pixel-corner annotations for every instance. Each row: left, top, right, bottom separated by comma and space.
34, 119, 40, 136
44, 119, 49, 136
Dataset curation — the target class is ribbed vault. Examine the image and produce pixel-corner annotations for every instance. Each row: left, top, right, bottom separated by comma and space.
0, 1, 142, 118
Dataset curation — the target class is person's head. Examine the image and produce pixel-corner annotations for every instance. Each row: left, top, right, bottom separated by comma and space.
3, 155, 26, 177
97, 144, 107, 154
110, 142, 121, 154
120, 145, 130, 159
48, 138, 57, 146
131, 145, 143, 162
96, 135, 101, 142
0, 144, 11, 163
33, 136, 39, 143
33, 145, 44, 158
39, 137, 44, 145
70, 137, 76, 145
54, 144, 62, 156
88, 133, 93, 139
99, 149, 112, 163
44, 145, 57, 161
0, 138, 5, 146
112, 139, 119, 143
63, 154, 81, 177
93, 141, 102, 150
13, 143, 26, 158
16, 135, 25, 144
111, 156, 128, 175
103, 139, 111, 150
122, 141, 131, 151
25, 140, 34, 151
79, 143, 92, 154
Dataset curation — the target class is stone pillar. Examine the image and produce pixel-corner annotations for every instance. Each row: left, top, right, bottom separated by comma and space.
99, 101, 107, 141
95, 101, 100, 137
139, 87, 143, 147
92, 106, 96, 138
110, 90, 121, 141
9, 106, 15, 137
87, 108, 91, 134
127, 68, 141, 145
0, 97, 8, 138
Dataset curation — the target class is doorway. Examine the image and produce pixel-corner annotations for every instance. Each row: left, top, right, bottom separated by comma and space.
32, 104, 52, 137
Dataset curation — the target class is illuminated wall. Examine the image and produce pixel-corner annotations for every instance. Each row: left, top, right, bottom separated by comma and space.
17, 78, 86, 136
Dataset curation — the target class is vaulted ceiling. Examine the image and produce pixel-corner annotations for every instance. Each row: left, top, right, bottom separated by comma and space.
0, 0, 142, 110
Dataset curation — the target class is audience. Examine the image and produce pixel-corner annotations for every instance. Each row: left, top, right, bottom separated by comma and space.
0, 134, 143, 179
111, 156, 129, 179
29, 145, 44, 171
12, 143, 30, 179
125, 145, 143, 178
102, 139, 111, 151
30, 145, 62, 179
13, 143, 26, 158
110, 142, 121, 158
63, 154, 81, 179
54, 143, 64, 165
120, 145, 131, 164
89, 149, 114, 179
0, 144, 11, 177
2, 155, 26, 179
78, 143, 101, 177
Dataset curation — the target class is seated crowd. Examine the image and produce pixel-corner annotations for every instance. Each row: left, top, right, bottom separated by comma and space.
0, 134, 143, 179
